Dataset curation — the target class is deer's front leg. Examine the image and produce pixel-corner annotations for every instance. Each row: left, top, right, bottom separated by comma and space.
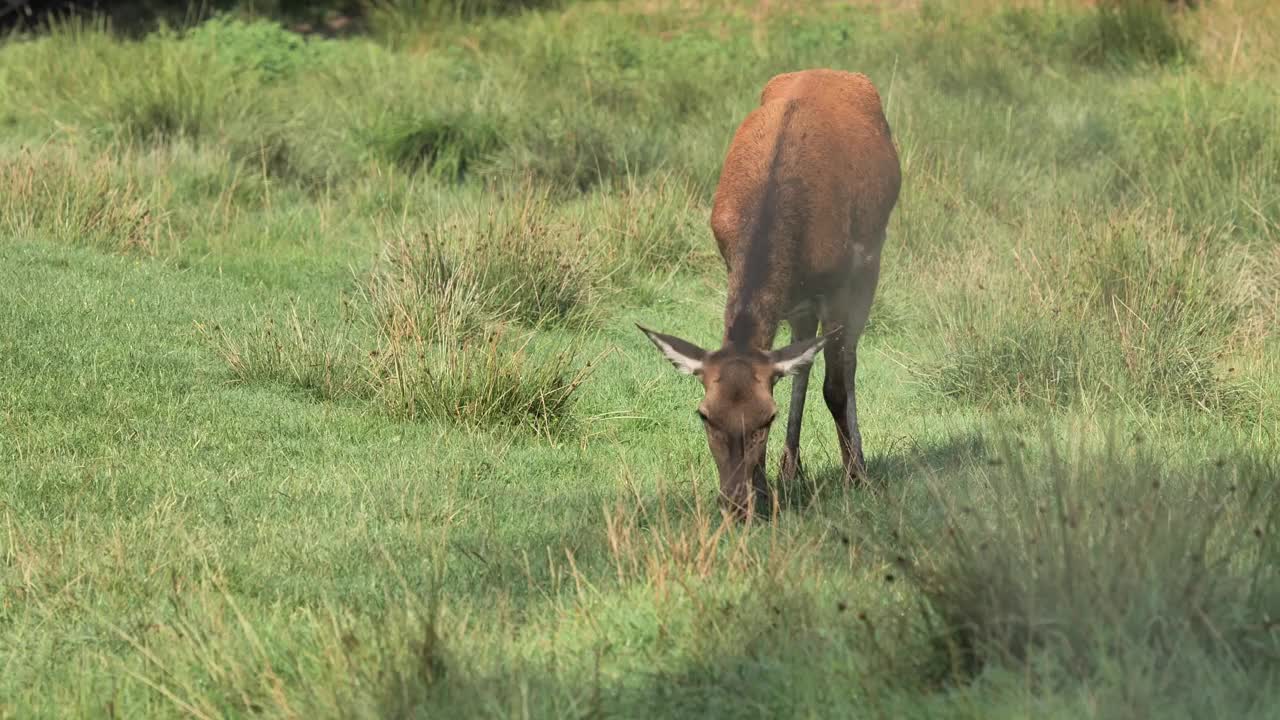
779, 312, 819, 487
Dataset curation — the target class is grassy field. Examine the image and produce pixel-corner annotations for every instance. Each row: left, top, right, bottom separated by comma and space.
2, 0, 1279, 717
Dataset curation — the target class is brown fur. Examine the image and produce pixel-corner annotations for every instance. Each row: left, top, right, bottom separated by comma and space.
640, 69, 901, 517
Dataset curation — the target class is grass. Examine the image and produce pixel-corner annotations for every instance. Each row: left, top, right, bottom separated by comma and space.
2, 0, 1279, 717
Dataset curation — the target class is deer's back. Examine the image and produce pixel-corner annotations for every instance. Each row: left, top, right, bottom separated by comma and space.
710, 69, 901, 294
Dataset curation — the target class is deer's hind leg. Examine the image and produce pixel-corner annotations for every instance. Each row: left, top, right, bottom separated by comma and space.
779, 307, 819, 487
820, 264, 880, 482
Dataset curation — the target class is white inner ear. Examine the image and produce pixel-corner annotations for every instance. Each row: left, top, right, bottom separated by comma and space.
651, 336, 703, 375
773, 341, 824, 377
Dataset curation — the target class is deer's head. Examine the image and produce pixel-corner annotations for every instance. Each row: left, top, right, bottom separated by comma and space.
638, 324, 825, 516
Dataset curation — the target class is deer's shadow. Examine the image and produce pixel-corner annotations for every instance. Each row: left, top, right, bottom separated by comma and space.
768, 432, 989, 512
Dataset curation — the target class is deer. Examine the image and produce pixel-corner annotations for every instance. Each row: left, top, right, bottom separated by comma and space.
638, 69, 901, 517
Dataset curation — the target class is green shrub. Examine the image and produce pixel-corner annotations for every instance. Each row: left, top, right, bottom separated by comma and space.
185, 16, 330, 83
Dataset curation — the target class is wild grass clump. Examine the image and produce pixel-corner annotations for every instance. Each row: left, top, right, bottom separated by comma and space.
0, 147, 171, 253
1079, 0, 1193, 66
369, 109, 505, 181
583, 172, 713, 279
204, 293, 591, 436
932, 210, 1260, 416
893, 438, 1279, 714
368, 329, 590, 435
497, 109, 672, 193
987, 0, 1192, 69
95, 30, 246, 143
0, 18, 246, 142
386, 186, 608, 328
203, 198, 597, 434
1112, 75, 1280, 238
198, 302, 367, 401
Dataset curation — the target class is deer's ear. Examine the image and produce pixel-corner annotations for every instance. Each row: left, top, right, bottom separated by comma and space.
770, 335, 826, 378
637, 324, 706, 376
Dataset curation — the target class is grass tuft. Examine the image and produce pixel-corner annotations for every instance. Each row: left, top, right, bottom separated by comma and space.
0, 147, 171, 253
199, 302, 367, 401
370, 110, 505, 181
931, 210, 1261, 416
1082, 0, 1193, 66
202, 196, 597, 434
894, 438, 1280, 711
392, 185, 607, 328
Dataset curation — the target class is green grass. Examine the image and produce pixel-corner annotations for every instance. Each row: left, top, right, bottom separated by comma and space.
2, 1, 1279, 717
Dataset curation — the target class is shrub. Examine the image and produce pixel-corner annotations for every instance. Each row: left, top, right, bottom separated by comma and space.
185, 16, 330, 83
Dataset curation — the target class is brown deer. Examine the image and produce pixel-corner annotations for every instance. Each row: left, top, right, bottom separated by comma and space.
639, 69, 901, 516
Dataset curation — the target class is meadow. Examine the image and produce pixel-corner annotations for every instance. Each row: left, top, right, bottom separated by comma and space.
1, 0, 1278, 716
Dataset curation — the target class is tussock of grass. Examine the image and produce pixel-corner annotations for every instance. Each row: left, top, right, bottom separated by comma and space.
0, 19, 239, 142
583, 172, 712, 279
500, 108, 672, 193
1082, 0, 1193, 66
368, 109, 504, 181
0, 147, 171, 253
203, 197, 598, 434
931, 210, 1261, 416
204, 300, 592, 435
368, 329, 591, 434
199, 302, 367, 401
388, 186, 607, 328
892, 439, 1279, 712
368, 0, 564, 48
1113, 75, 1280, 238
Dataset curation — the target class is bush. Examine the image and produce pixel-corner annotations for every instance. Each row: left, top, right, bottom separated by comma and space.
185, 16, 330, 83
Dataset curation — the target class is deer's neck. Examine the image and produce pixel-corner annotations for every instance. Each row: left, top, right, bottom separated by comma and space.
722, 267, 787, 351
719, 101, 802, 353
